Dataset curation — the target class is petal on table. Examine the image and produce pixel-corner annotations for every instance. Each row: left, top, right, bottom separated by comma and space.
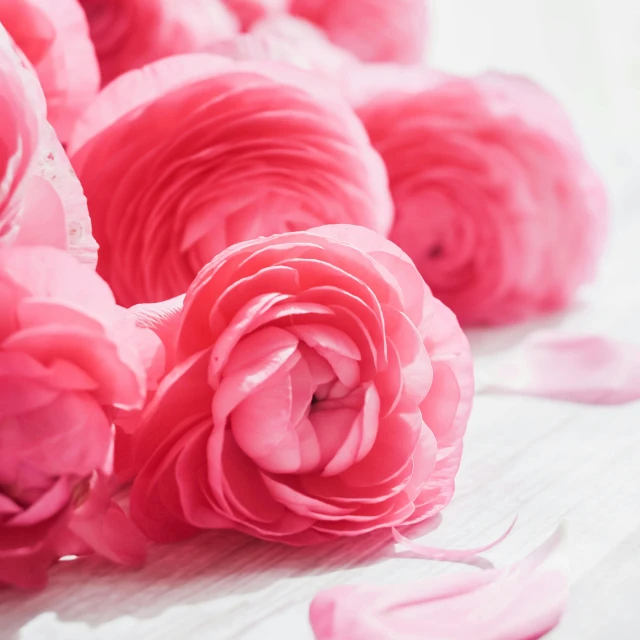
310, 525, 569, 640
477, 333, 640, 404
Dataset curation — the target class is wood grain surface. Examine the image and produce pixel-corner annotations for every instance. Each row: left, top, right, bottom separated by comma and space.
2, 201, 639, 640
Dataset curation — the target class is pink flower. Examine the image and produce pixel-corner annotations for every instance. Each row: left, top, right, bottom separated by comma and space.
357, 72, 608, 325
209, 15, 359, 89
222, 0, 291, 31
0, 23, 98, 266
290, 0, 428, 64
69, 55, 393, 307
0, 245, 161, 589
80, 0, 239, 85
129, 225, 473, 545
0, 0, 100, 142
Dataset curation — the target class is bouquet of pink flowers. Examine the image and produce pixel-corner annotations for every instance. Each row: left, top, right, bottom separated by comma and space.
0, 1, 621, 638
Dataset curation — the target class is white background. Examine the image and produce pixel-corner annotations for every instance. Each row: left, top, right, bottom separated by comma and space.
431, 0, 640, 227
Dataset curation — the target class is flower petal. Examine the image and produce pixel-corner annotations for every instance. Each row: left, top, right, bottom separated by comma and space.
310, 525, 569, 640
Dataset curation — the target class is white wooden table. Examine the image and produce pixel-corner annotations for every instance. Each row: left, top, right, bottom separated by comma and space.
3, 1, 640, 638
3, 160, 640, 640
2, 232, 639, 640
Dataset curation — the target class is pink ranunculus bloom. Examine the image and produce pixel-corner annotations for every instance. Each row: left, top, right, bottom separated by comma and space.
357, 72, 608, 326
209, 15, 359, 89
0, 0, 100, 143
129, 225, 473, 545
0, 23, 98, 266
0, 245, 161, 590
250, 15, 359, 85
80, 0, 240, 86
222, 0, 291, 31
290, 0, 428, 64
69, 54, 393, 307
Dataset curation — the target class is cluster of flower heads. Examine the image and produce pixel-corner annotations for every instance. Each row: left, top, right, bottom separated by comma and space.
0, 0, 606, 591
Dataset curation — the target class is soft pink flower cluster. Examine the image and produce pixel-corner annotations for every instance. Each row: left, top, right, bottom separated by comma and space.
0, 0, 606, 597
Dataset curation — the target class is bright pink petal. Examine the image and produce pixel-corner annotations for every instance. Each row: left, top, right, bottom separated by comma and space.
69, 55, 393, 306
69, 54, 237, 155
0, 544, 57, 590
68, 477, 147, 567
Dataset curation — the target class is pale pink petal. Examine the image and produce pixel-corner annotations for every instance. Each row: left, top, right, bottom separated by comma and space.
128, 297, 185, 350
28, 124, 98, 267
477, 333, 640, 404
3, 326, 146, 409
80, 0, 239, 86
208, 15, 359, 90
2, 392, 112, 478
310, 525, 569, 640
13, 177, 67, 250
231, 368, 297, 465
6, 478, 72, 528
0, 243, 154, 587
357, 72, 607, 326
392, 517, 517, 562
291, 0, 428, 64
212, 326, 300, 421
68, 476, 147, 567
0, 0, 100, 142
0, 17, 97, 262
0, 24, 41, 244
261, 475, 355, 520
0, 245, 114, 320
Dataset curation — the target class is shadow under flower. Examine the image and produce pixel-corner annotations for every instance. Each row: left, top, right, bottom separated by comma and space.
0, 525, 400, 637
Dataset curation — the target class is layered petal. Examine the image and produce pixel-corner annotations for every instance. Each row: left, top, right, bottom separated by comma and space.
80, 0, 240, 85
131, 227, 472, 545
0, 0, 100, 142
0, 23, 97, 265
0, 245, 157, 589
222, 0, 291, 30
209, 15, 358, 91
357, 72, 607, 325
70, 54, 392, 306
310, 525, 569, 640
291, 0, 428, 64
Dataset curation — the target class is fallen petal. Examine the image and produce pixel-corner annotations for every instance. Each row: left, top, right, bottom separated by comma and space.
392, 516, 517, 562
310, 524, 569, 640
476, 333, 640, 404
